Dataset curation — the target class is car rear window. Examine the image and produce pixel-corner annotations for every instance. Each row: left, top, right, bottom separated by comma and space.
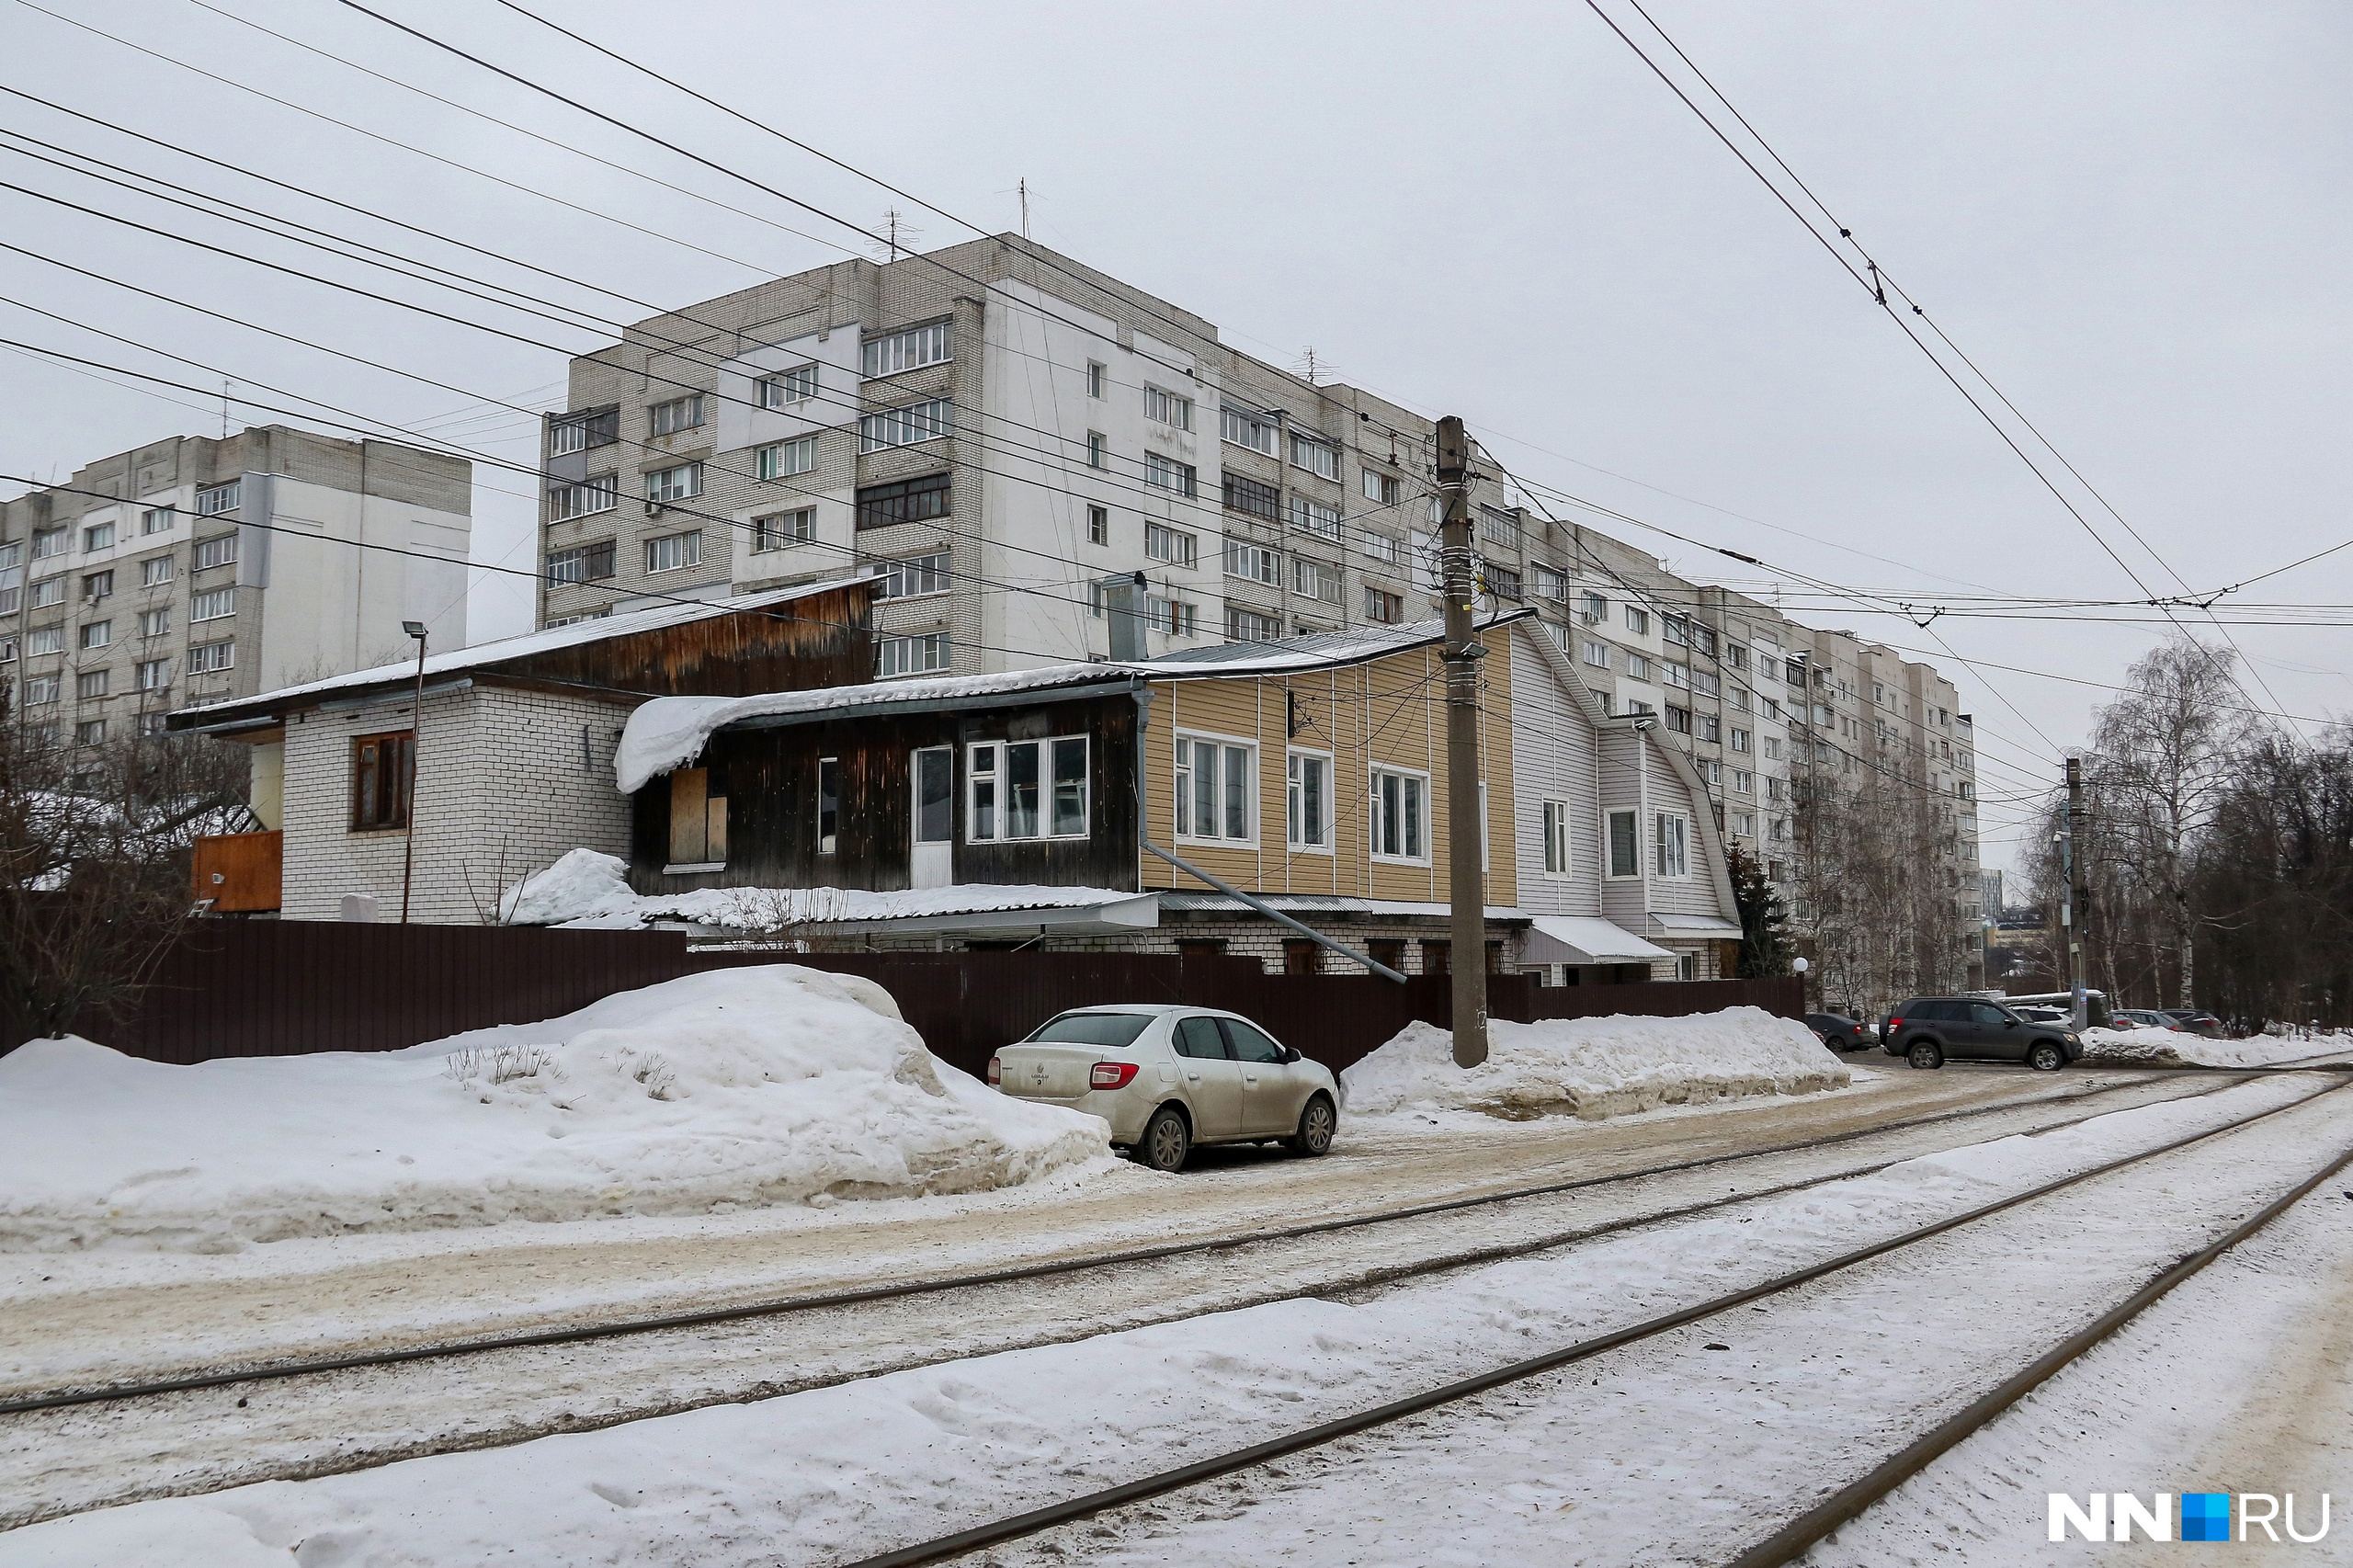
1026, 1013, 1154, 1047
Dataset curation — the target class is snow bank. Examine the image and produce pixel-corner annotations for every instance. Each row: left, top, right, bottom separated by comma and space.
1340, 1006, 1850, 1122
0, 967, 1107, 1253
2073, 1025, 2347, 1069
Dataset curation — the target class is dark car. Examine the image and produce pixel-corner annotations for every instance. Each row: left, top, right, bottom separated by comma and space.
1806, 1012, 1874, 1051
1881, 997, 2080, 1072
2161, 1008, 2227, 1040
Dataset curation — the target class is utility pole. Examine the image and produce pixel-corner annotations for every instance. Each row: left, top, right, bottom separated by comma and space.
400, 619, 427, 925
2063, 755, 2087, 1029
1436, 415, 1488, 1068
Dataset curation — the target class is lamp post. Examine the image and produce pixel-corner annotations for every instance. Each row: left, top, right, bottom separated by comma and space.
399, 619, 426, 925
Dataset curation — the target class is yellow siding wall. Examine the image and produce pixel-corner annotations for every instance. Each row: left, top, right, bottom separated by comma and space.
1138, 635, 1518, 908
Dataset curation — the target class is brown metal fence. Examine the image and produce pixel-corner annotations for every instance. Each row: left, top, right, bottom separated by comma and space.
9, 921, 1804, 1079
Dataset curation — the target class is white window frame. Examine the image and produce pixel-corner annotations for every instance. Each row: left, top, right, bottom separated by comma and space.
84, 521, 113, 552
1582, 641, 1610, 669
1289, 432, 1339, 481
189, 585, 236, 622
861, 322, 950, 379
1146, 594, 1198, 638
141, 506, 175, 536
643, 530, 703, 574
1175, 731, 1257, 846
1654, 811, 1690, 879
1223, 540, 1278, 584
644, 462, 703, 503
1291, 555, 1341, 604
1626, 653, 1650, 681
756, 435, 817, 481
859, 399, 953, 453
551, 473, 619, 519
751, 508, 815, 552
1145, 522, 1197, 567
27, 627, 63, 656
647, 394, 705, 436
1142, 383, 1193, 431
878, 551, 950, 599
1086, 361, 1106, 399
1286, 749, 1333, 853
1624, 607, 1651, 634
1370, 766, 1430, 865
875, 631, 950, 678
141, 555, 174, 587
1361, 529, 1400, 564
194, 481, 240, 517
1087, 506, 1108, 546
192, 534, 238, 572
1361, 469, 1401, 506
1289, 494, 1342, 541
1142, 452, 1197, 498
1225, 605, 1281, 642
139, 607, 171, 638
1220, 404, 1278, 455
135, 657, 170, 691
759, 363, 820, 408
1542, 799, 1571, 878
1606, 808, 1641, 880
965, 736, 1089, 843
187, 640, 234, 674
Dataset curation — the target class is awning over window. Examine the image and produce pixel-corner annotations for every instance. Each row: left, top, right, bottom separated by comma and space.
1649, 913, 1743, 937
1521, 916, 1676, 966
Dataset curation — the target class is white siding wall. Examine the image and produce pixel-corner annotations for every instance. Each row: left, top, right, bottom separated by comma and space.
1507, 623, 1602, 918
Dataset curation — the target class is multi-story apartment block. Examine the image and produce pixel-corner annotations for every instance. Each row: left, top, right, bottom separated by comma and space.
2, 426, 471, 817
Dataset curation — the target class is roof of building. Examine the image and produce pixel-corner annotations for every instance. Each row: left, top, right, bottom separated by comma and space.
1134, 608, 1537, 676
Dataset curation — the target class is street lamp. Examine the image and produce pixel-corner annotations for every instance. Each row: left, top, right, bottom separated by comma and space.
399, 619, 426, 925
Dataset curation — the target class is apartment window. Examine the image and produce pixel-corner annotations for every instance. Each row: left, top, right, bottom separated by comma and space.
1483, 564, 1521, 600
1763, 736, 1784, 761
1542, 800, 1571, 875
644, 462, 703, 503
1176, 735, 1254, 843
751, 509, 814, 552
647, 394, 706, 436
879, 551, 949, 598
84, 521, 114, 552
192, 535, 238, 572
31, 528, 67, 560
346, 730, 415, 831
549, 407, 618, 454
1145, 523, 1197, 567
1730, 727, 1750, 754
194, 481, 240, 517
189, 586, 236, 622
1582, 641, 1609, 669
1289, 433, 1339, 481
964, 736, 1090, 842
1361, 470, 1402, 506
549, 473, 620, 520
1665, 705, 1690, 733
74, 719, 106, 746
1364, 586, 1404, 624
1287, 751, 1330, 850
24, 674, 60, 705
1220, 404, 1279, 455
1292, 556, 1341, 604
1142, 452, 1197, 498
1086, 431, 1108, 470
1370, 767, 1428, 863
1625, 653, 1650, 680
862, 321, 950, 377
141, 506, 175, 535
83, 571, 113, 601
1531, 563, 1568, 602
1147, 595, 1198, 638
758, 364, 820, 408
1698, 714, 1721, 744
756, 435, 817, 481
859, 398, 953, 453
1086, 361, 1106, 399
187, 640, 234, 674
876, 631, 949, 677
1409, 528, 1440, 590
1224, 540, 1279, 585
1222, 472, 1280, 521
0, 637, 13, 662
136, 657, 169, 691
1699, 760, 1723, 788
141, 555, 174, 586
1581, 591, 1608, 623
1654, 812, 1690, 879
79, 620, 109, 651
1692, 670, 1720, 698
1624, 607, 1650, 635
1142, 383, 1193, 430
1786, 658, 1808, 687
812, 757, 836, 854
28, 627, 63, 655
1289, 495, 1341, 540
1663, 614, 1689, 647
1088, 506, 1108, 546
1362, 530, 1400, 565
858, 472, 951, 528
1607, 809, 1639, 879
1733, 769, 1754, 794
643, 530, 703, 574
1481, 507, 1520, 550
1225, 606, 1281, 642
545, 540, 618, 583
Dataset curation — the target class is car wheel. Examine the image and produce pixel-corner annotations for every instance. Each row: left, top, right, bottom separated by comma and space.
2029, 1040, 2065, 1072
1138, 1106, 1190, 1173
1289, 1094, 1336, 1157
1907, 1040, 1944, 1070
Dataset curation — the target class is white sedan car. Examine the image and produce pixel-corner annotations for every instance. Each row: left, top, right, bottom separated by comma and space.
989, 1005, 1339, 1172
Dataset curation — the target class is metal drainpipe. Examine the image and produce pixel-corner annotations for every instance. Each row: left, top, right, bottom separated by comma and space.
1131, 688, 1404, 983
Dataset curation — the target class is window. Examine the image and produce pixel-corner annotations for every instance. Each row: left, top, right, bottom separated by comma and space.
31, 528, 67, 559
1483, 564, 1521, 600
190, 586, 236, 622
1692, 669, 1720, 697
24, 674, 60, 705
1176, 735, 1254, 843
1733, 769, 1753, 794
1364, 586, 1404, 624
860, 398, 952, 452
550, 473, 619, 519
1142, 452, 1197, 497
1786, 658, 1807, 687
188, 640, 234, 674
1625, 653, 1650, 680
963, 737, 1086, 841
1698, 713, 1721, 743
348, 731, 415, 830
1409, 528, 1440, 590
812, 758, 837, 855
28, 627, 63, 655
1729, 687, 1751, 713
647, 394, 705, 436
1370, 767, 1428, 862
1607, 810, 1639, 878
1289, 495, 1341, 540
1481, 507, 1520, 550
1361, 469, 1402, 506
545, 540, 618, 582
1086, 361, 1106, 399
549, 407, 618, 454
1142, 384, 1192, 430
1581, 591, 1608, 624
1665, 705, 1690, 733
1624, 607, 1650, 635
1225, 606, 1281, 642
879, 551, 949, 598
752, 509, 814, 551
643, 531, 703, 574
1362, 530, 1400, 565
74, 719, 106, 746
1287, 752, 1330, 850
1289, 433, 1339, 481
0, 637, 13, 662
1088, 506, 1108, 546
79, 620, 109, 650
644, 462, 703, 502
141, 555, 174, 586
876, 631, 949, 677
1224, 540, 1279, 584
1542, 800, 1571, 876
1582, 641, 1609, 668
759, 363, 820, 408
1292, 556, 1341, 603
862, 322, 950, 377
1733, 812, 1755, 837
1654, 812, 1689, 878
1144, 523, 1197, 567
858, 472, 951, 528
1086, 431, 1108, 470
83, 570, 113, 601
756, 435, 817, 481
1532, 563, 1567, 602
1220, 404, 1278, 455
141, 506, 174, 535
1222, 473, 1280, 520
1663, 613, 1689, 647
1147, 594, 1197, 637
192, 534, 238, 572
136, 657, 169, 691
195, 481, 240, 517
84, 521, 114, 552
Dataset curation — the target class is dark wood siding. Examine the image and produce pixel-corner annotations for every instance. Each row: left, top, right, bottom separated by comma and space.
500, 581, 873, 698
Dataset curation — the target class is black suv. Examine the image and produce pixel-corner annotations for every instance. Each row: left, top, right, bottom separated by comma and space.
1882, 997, 2080, 1072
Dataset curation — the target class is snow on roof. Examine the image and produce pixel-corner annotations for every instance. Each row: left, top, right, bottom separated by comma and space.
1133, 609, 1536, 676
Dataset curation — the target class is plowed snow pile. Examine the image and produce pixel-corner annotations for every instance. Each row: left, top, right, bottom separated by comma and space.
1341, 1006, 1850, 1123
0, 967, 1107, 1253
2072, 1026, 2347, 1069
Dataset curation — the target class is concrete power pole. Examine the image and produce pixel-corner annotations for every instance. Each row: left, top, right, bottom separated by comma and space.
1436, 416, 1489, 1068
2064, 755, 2087, 1029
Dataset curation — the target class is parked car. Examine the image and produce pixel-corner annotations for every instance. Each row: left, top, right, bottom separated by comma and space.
989, 1006, 1339, 1173
2113, 1008, 2185, 1031
1806, 1012, 1874, 1051
2012, 1006, 2069, 1025
1881, 997, 2080, 1071
2160, 1008, 2227, 1039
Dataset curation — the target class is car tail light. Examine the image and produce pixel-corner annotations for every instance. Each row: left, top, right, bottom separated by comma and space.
1887, 1017, 1904, 1030
1089, 1062, 1140, 1090
987, 1056, 1002, 1085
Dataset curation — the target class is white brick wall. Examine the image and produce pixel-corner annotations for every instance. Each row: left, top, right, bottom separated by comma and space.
280, 685, 635, 924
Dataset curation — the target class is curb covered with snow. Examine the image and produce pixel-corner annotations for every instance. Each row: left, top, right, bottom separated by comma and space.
2072, 1025, 2347, 1069
1340, 1006, 1850, 1123
0, 967, 1108, 1253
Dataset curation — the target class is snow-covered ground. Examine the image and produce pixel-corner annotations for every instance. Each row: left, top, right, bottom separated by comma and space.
2074, 1024, 2353, 1069
0, 968, 1107, 1254
7, 1074, 2332, 1564
1341, 1006, 1850, 1124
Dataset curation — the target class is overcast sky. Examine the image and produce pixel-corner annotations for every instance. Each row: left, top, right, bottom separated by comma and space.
4, 0, 2347, 878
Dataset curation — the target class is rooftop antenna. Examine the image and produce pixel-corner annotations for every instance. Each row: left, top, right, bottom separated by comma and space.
1017, 178, 1030, 242
1294, 347, 1325, 385
221, 379, 232, 438
878, 208, 921, 263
